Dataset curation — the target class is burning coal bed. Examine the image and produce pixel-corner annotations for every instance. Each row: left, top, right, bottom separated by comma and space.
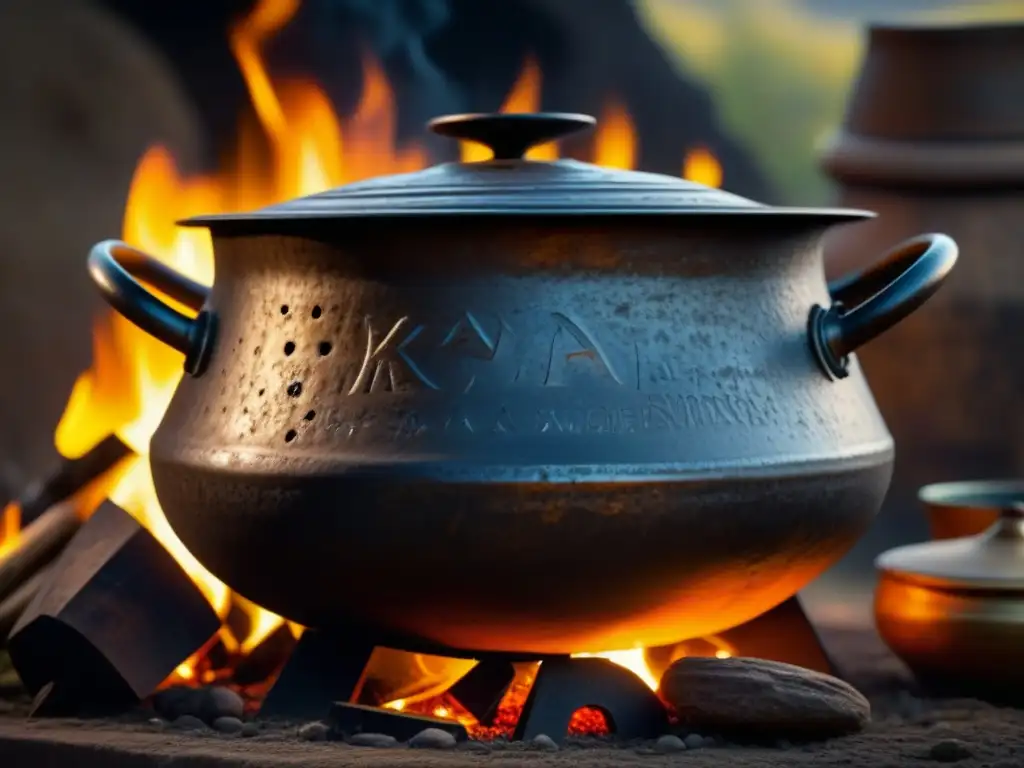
5, 485, 1024, 767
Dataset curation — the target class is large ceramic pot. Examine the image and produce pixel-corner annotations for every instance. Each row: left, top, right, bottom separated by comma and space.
87, 112, 956, 655
820, 22, 1024, 523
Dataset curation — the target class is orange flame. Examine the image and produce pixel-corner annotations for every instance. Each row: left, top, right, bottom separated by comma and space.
0, 503, 20, 559
683, 145, 723, 188
46, 0, 726, 699
592, 99, 636, 170
460, 56, 559, 162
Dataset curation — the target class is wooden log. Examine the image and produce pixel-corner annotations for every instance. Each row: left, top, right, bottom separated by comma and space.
14, 435, 132, 526
8, 501, 221, 717
0, 564, 54, 644
0, 502, 80, 605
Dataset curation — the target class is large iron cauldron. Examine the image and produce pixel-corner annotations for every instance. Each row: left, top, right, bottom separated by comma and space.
86, 113, 956, 655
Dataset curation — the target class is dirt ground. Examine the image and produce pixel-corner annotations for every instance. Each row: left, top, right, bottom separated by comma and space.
1, 624, 1023, 767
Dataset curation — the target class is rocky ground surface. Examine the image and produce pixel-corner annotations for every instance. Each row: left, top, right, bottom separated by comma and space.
1, 623, 1023, 767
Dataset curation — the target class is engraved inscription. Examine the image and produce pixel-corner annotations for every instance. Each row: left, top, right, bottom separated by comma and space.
543, 313, 623, 387
325, 392, 777, 443
532, 393, 775, 435
347, 316, 438, 394
441, 311, 498, 360
335, 310, 646, 395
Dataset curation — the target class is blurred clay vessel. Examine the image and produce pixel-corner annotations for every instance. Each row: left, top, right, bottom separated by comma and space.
819, 22, 1024, 528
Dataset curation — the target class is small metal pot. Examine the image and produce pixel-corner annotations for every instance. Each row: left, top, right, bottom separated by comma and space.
920, 480, 1024, 540
875, 500, 1024, 702
86, 112, 957, 655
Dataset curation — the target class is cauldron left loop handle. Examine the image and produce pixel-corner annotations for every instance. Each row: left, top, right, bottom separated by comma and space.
809, 232, 957, 380
87, 239, 216, 377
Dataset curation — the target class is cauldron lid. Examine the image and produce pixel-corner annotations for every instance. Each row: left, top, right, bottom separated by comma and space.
876, 502, 1024, 591
180, 112, 870, 226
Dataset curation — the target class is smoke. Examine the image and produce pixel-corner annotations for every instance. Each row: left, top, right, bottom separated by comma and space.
303, 0, 468, 141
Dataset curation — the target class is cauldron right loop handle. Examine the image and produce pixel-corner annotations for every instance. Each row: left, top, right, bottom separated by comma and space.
809, 233, 957, 380
87, 240, 216, 377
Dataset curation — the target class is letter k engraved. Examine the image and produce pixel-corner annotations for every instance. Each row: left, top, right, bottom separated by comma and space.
348, 316, 439, 394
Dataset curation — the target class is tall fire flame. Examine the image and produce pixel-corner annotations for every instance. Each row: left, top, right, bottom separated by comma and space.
9, 0, 730, 727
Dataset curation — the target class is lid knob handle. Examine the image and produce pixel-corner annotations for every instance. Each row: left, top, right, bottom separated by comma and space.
987, 501, 1024, 542
428, 112, 596, 161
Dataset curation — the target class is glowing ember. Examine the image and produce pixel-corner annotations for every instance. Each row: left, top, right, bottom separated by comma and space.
35, 0, 731, 724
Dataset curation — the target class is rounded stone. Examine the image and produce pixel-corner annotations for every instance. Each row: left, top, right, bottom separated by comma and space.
662, 656, 871, 741
655, 734, 686, 754
409, 728, 457, 749
297, 721, 329, 742
349, 732, 399, 748
684, 733, 705, 750
198, 687, 245, 722
152, 686, 202, 721
928, 739, 973, 763
212, 716, 244, 735
173, 714, 209, 731
241, 722, 260, 738
530, 734, 558, 751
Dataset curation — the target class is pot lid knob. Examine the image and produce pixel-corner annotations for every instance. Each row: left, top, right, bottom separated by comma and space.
875, 498, 1024, 590
992, 501, 1024, 540
428, 112, 596, 161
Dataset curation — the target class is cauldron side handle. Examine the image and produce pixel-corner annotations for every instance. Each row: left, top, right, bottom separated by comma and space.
808, 233, 958, 380
86, 240, 216, 377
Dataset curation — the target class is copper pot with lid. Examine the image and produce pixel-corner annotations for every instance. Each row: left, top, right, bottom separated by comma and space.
84, 112, 956, 655
875, 493, 1024, 701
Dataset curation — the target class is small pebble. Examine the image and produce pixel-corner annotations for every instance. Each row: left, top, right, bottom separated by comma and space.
213, 716, 244, 735
153, 685, 245, 724
146, 718, 166, 729
173, 714, 209, 731
152, 687, 202, 720
655, 734, 686, 754
409, 727, 457, 749
530, 734, 558, 751
462, 741, 491, 753
776, 738, 793, 750
349, 732, 399, 748
241, 722, 260, 738
684, 733, 705, 750
297, 721, 329, 742
928, 739, 973, 763
199, 687, 245, 722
